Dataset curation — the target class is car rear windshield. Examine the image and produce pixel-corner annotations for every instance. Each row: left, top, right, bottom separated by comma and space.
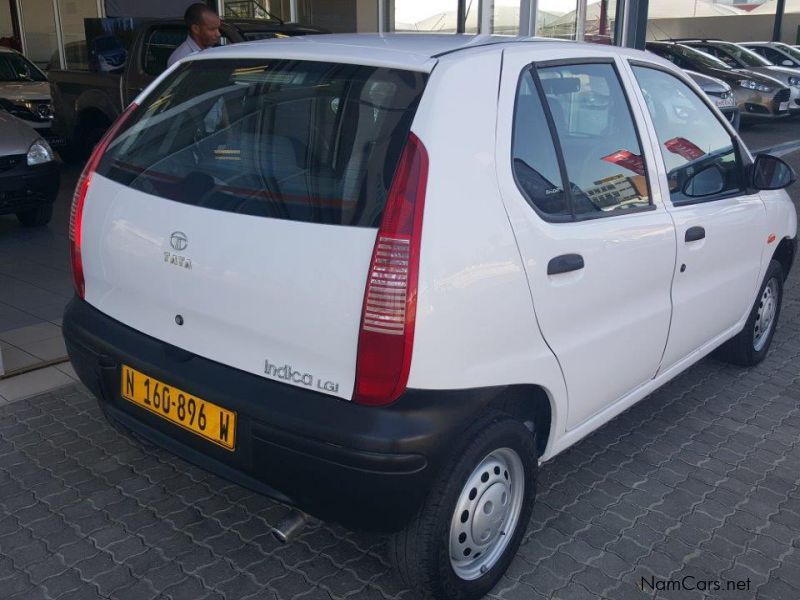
96, 59, 428, 227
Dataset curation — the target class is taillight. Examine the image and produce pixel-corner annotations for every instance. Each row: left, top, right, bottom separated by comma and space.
69, 102, 138, 298
354, 133, 429, 406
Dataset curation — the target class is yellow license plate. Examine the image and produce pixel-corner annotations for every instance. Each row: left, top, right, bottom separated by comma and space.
120, 365, 236, 451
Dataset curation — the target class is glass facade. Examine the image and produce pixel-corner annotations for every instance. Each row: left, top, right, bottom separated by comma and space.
18, 0, 60, 68
0, 0, 16, 48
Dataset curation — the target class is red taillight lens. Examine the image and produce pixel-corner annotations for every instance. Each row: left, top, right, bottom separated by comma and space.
354, 133, 429, 406
69, 102, 138, 298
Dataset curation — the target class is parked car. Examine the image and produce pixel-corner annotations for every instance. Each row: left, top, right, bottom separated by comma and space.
62, 35, 797, 600
686, 69, 740, 129
646, 41, 791, 121
0, 111, 58, 226
680, 40, 800, 112
740, 41, 800, 69
49, 18, 326, 160
0, 47, 63, 148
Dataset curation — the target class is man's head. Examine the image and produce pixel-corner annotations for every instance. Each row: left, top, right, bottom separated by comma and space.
184, 3, 221, 50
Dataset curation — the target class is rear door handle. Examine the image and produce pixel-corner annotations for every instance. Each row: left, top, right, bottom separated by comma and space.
547, 253, 585, 275
685, 226, 706, 242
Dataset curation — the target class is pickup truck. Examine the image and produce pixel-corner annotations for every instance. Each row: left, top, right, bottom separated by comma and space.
49, 18, 324, 159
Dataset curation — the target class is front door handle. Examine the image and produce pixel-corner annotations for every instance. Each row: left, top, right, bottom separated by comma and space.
547, 253, 585, 275
685, 226, 706, 242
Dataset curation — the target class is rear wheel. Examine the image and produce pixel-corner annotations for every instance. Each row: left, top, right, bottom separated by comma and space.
717, 259, 783, 366
16, 203, 53, 227
388, 416, 537, 600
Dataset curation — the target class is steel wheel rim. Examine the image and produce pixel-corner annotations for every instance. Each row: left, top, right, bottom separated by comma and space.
449, 448, 525, 581
754, 277, 779, 352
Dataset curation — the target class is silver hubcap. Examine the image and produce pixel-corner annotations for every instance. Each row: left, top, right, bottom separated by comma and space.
754, 278, 779, 352
449, 448, 525, 581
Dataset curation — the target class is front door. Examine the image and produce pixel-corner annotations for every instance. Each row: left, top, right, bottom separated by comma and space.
495, 49, 677, 431
628, 63, 767, 371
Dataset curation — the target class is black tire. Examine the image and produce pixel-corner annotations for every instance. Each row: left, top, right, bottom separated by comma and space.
388, 415, 537, 600
717, 259, 784, 367
16, 203, 54, 227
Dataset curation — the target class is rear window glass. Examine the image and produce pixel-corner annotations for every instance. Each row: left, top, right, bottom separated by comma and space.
97, 59, 428, 227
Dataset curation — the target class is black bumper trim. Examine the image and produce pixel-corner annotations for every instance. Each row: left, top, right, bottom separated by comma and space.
63, 297, 507, 531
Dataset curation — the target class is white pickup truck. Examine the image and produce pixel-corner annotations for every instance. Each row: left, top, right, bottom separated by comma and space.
63, 35, 797, 600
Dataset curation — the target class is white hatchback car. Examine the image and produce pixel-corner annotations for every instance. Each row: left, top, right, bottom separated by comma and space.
63, 35, 797, 600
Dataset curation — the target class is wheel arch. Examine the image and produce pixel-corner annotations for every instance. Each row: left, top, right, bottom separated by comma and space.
772, 236, 797, 281
485, 384, 554, 459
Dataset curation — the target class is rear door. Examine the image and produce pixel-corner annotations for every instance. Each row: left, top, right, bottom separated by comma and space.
627, 62, 767, 371
495, 49, 677, 431
84, 57, 428, 400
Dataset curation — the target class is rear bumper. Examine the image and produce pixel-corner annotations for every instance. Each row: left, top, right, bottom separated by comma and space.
0, 160, 59, 215
63, 297, 499, 532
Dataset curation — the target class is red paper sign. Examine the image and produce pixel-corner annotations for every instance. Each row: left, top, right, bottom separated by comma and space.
665, 137, 705, 161
601, 150, 646, 176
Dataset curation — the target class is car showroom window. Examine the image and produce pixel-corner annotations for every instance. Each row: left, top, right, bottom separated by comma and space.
511, 69, 570, 218
632, 66, 741, 206
537, 62, 652, 218
143, 27, 229, 76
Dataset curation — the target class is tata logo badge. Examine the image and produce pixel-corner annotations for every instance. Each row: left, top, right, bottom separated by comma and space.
170, 231, 188, 251
164, 231, 192, 270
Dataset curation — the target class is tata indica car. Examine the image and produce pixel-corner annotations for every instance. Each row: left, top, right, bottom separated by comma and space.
63, 35, 797, 600
0, 111, 58, 226
682, 40, 800, 113
647, 41, 791, 121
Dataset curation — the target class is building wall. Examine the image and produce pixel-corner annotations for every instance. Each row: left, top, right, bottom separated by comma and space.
356, 0, 378, 31
301, 0, 358, 32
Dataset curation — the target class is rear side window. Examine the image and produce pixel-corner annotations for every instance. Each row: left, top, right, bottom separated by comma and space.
512, 70, 569, 218
98, 59, 427, 227
632, 66, 741, 206
511, 62, 652, 221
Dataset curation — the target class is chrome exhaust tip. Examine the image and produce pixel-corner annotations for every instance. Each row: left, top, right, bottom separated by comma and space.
272, 509, 308, 544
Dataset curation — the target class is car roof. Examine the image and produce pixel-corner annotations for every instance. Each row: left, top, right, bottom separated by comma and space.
188, 33, 560, 72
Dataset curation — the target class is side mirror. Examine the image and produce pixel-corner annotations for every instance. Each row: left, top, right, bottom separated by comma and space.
752, 153, 796, 190
782, 59, 795, 67
684, 164, 725, 197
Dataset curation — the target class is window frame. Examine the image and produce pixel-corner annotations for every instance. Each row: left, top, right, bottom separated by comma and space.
627, 59, 751, 207
510, 57, 656, 224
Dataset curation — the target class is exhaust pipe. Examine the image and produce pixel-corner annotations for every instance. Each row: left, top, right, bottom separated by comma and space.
272, 509, 308, 544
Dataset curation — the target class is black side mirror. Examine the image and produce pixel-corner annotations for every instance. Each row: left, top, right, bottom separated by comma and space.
683, 164, 725, 197
752, 153, 796, 191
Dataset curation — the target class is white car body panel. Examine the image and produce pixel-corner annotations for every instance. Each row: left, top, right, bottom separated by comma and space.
406, 49, 567, 413
82, 175, 374, 400
657, 196, 767, 371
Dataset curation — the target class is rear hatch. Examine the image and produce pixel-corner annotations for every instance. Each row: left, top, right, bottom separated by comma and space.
82, 57, 428, 399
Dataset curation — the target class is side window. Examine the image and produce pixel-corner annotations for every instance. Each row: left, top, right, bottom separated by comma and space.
766, 47, 792, 65
632, 66, 741, 206
511, 70, 570, 218
538, 63, 651, 217
143, 28, 187, 76
696, 45, 737, 68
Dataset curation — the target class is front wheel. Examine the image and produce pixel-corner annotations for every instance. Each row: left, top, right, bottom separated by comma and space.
388, 416, 537, 600
717, 259, 784, 366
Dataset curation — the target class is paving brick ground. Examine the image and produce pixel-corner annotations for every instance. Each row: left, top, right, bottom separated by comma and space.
0, 126, 799, 599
